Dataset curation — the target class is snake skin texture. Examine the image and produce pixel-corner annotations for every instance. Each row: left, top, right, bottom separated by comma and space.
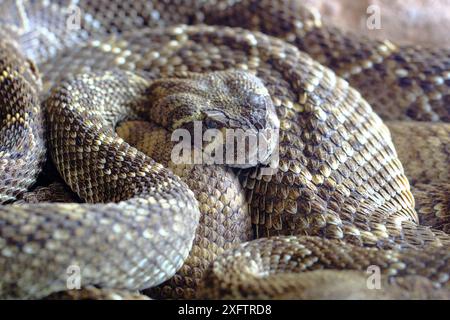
204, 0, 450, 122
45, 286, 151, 300
0, 32, 44, 203
0, 0, 449, 299
198, 236, 450, 299
17, 182, 82, 204
116, 120, 253, 299
1, 68, 202, 298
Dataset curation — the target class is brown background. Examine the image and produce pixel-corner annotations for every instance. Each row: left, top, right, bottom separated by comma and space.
304, 0, 450, 47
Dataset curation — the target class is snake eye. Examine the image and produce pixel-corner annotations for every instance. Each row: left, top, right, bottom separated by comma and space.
203, 110, 226, 128
205, 118, 218, 129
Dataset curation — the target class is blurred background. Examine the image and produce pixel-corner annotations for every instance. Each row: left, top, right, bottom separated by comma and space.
304, 0, 450, 47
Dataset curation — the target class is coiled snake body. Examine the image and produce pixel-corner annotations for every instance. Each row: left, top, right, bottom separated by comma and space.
0, 0, 449, 299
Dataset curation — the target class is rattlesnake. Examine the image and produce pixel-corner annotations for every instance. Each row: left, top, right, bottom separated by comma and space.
0, 0, 449, 299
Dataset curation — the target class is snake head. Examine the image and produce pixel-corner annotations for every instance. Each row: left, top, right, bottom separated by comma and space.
148, 70, 279, 169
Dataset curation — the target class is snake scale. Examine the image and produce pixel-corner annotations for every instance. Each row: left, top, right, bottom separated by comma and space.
0, 0, 449, 299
